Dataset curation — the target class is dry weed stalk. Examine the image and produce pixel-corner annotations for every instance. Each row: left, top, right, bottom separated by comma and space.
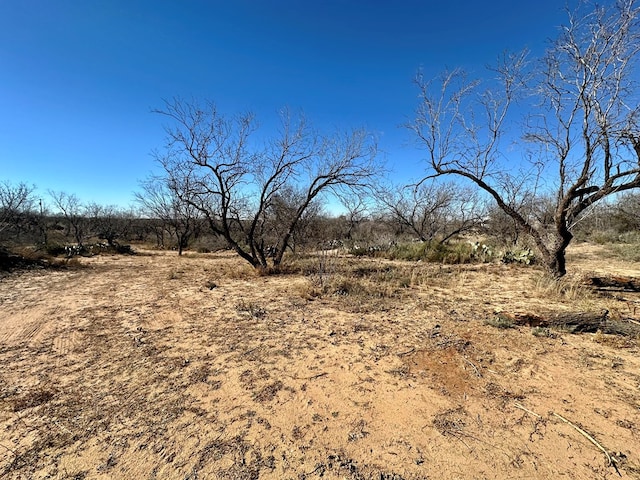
552, 412, 621, 476
513, 403, 622, 476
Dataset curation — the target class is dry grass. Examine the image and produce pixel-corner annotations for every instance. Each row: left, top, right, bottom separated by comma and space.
532, 272, 594, 302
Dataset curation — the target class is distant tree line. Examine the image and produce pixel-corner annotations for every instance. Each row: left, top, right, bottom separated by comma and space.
1, 176, 639, 265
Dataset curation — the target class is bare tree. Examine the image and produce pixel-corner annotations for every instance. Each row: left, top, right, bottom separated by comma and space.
155, 99, 378, 269
613, 192, 640, 231
411, 1, 640, 276
86, 203, 132, 247
257, 185, 324, 254
0, 181, 36, 244
135, 175, 201, 255
49, 191, 87, 247
376, 179, 484, 244
339, 194, 370, 241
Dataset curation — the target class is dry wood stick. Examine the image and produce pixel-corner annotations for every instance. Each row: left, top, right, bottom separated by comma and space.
397, 347, 415, 356
463, 357, 482, 377
513, 402, 542, 418
288, 372, 328, 380
243, 345, 261, 356
623, 317, 640, 327
551, 412, 621, 476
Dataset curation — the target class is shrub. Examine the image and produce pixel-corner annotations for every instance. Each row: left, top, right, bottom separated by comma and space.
531, 327, 554, 337
384, 241, 475, 264
348, 244, 391, 257
589, 230, 621, 245
386, 242, 428, 261
618, 231, 640, 244
501, 248, 535, 265
45, 243, 67, 256
115, 244, 135, 255
426, 242, 474, 264
349, 245, 374, 257
603, 244, 640, 262
235, 300, 267, 319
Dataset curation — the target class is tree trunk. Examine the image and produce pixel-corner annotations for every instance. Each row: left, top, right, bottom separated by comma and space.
544, 232, 573, 278
177, 235, 185, 255
546, 251, 567, 278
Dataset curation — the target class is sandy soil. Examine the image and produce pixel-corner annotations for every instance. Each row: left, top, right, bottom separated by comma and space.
1, 244, 639, 479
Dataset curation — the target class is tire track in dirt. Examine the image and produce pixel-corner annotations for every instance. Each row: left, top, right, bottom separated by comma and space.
0, 306, 59, 347
52, 329, 82, 368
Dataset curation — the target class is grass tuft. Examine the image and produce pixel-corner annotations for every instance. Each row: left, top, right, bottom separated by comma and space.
533, 273, 592, 302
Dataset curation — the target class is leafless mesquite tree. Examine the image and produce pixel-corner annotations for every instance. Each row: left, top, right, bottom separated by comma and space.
154, 99, 378, 269
0, 181, 36, 243
375, 180, 485, 244
339, 194, 370, 241
49, 191, 87, 247
259, 186, 325, 253
411, 0, 640, 276
135, 176, 201, 255
86, 203, 132, 247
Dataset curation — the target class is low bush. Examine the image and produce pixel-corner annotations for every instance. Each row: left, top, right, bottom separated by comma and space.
603, 244, 640, 262
45, 243, 67, 256
382, 241, 478, 264
618, 230, 640, 244
427, 242, 475, 264
501, 248, 536, 265
589, 230, 622, 245
347, 240, 538, 266
386, 242, 428, 261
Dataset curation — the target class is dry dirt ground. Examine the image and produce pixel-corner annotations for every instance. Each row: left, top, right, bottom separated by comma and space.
1, 243, 639, 479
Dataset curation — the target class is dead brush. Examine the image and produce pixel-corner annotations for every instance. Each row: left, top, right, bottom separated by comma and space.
432, 406, 469, 438
307, 250, 340, 289
290, 254, 434, 290
167, 268, 181, 280
202, 259, 256, 282
301, 270, 408, 300
235, 299, 267, 319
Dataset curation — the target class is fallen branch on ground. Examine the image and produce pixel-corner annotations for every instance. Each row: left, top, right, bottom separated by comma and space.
551, 412, 621, 476
397, 347, 415, 356
463, 357, 482, 377
501, 310, 640, 337
511, 404, 622, 475
513, 402, 542, 418
623, 317, 640, 327
586, 275, 640, 293
288, 372, 328, 380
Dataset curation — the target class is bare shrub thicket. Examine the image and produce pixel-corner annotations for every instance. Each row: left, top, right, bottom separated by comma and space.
375, 179, 485, 245
44, 191, 137, 255
135, 176, 202, 255
0, 181, 39, 246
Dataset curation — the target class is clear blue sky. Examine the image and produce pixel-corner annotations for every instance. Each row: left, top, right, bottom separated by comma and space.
0, 0, 575, 208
